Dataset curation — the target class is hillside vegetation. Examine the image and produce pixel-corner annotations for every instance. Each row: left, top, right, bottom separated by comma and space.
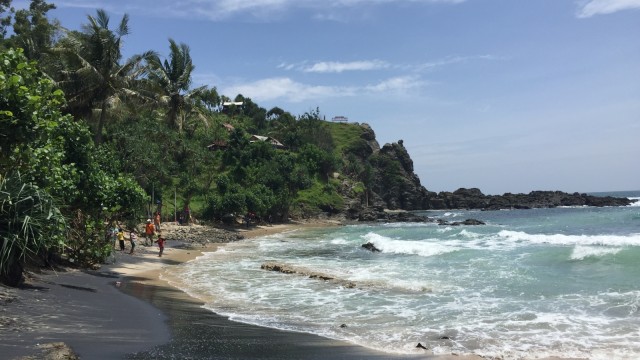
0, 1, 429, 285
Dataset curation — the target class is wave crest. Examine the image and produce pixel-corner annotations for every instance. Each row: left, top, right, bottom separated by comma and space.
498, 230, 640, 247
362, 232, 458, 257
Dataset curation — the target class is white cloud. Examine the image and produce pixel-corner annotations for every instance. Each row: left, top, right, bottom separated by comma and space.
222, 77, 344, 102
364, 76, 424, 92
280, 55, 497, 74
576, 0, 640, 17
57, 0, 465, 21
280, 60, 390, 73
221, 75, 424, 103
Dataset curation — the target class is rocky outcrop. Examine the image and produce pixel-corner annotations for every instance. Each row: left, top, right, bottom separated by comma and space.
161, 224, 244, 245
339, 124, 635, 217
437, 218, 486, 226
356, 208, 433, 223
261, 262, 431, 293
369, 139, 433, 211
261, 262, 356, 288
360, 123, 380, 154
427, 188, 636, 210
361, 242, 381, 252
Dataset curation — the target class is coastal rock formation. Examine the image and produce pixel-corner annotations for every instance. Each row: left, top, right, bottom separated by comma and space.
437, 218, 486, 226
160, 224, 244, 245
335, 123, 634, 220
261, 262, 356, 288
369, 140, 432, 210
361, 242, 381, 252
427, 188, 636, 210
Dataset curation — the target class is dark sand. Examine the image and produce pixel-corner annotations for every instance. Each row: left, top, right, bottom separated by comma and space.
1, 223, 481, 359
1, 268, 170, 359
121, 276, 426, 360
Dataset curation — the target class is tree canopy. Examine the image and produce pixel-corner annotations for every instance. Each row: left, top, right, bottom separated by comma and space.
0, 1, 392, 285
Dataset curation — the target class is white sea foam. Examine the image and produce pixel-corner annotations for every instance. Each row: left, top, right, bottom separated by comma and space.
628, 197, 640, 206
165, 206, 640, 360
330, 237, 348, 245
497, 230, 640, 247
362, 232, 457, 257
570, 245, 623, 260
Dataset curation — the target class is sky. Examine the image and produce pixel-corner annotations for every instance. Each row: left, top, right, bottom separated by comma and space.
32, 0, 640, 194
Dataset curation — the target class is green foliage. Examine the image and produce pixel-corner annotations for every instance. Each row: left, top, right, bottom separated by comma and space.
294, 179, 344, 216
0, 47, 147, 269
0, 0, 13, 42
147, 38, 211, 132
325, 121, 367, 156
9, 0, 58, 62
0, 172, 65, 286
50, 9, 155, 144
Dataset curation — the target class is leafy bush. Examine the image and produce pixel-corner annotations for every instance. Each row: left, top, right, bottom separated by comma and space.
0, 173, 65, 286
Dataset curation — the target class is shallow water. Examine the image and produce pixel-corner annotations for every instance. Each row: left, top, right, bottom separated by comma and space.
164, 192, 640, 360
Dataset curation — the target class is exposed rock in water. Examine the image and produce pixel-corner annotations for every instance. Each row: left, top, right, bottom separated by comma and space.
261, 262, 357, 288
260, 262, 431, 293
437, 218, 486, 226
361, 242, 381, 252
356, 208, 433, 223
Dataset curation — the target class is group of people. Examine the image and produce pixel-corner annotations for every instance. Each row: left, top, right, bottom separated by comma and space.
145, 216, 165, 257
111, 227, 137, 255
109, 212, 165, 257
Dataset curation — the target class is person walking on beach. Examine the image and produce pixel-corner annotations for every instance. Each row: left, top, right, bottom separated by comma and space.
117, 228, 126, 251
144, 219, 155, 246
156, 235, 165, 257
129, 229, 137, 254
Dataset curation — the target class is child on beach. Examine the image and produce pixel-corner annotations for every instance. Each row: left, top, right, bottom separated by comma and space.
155, 235, 165, 257
117, 228, 125, 251
129, 229, 137, 254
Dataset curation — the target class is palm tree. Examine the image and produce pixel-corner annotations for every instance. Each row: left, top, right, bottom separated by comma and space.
147, 38, 209, 132
52, 9, 155, 144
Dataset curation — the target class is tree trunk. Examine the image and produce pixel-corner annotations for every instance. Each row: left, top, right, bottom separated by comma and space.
94, 100, 108, 144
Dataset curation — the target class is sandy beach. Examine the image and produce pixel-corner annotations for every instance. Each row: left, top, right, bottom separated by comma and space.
0, 221, 486, 359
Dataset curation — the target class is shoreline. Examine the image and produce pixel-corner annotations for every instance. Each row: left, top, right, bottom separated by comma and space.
2, 220, 472, 359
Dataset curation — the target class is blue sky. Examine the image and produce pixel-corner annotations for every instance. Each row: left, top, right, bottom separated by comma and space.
41, 0, 640, 194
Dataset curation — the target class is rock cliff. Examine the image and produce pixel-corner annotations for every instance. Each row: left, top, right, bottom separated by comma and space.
344, 124, 636, 214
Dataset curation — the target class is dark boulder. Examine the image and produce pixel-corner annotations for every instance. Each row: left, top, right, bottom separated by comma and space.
438, 218, 486, 226
361, 242, 381, 252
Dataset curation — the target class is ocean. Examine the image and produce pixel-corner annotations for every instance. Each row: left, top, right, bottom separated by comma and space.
163, 191, 640, 360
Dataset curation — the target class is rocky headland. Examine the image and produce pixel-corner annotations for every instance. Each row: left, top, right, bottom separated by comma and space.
340, 123, 636, 220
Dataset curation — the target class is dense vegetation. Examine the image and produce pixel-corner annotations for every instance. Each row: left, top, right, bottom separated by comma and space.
0, 1, 382, 285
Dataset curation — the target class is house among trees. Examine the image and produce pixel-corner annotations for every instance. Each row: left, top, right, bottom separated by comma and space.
332, 116, 348, 123
207, 140, 228, 151
249, 135, 286, 149
221, 101, 244, 116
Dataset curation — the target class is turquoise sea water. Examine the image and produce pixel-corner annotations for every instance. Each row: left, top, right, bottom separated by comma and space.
164, 191, 640, 360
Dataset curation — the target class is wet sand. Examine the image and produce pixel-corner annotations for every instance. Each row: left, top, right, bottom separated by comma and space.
1, 222, 483, 359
